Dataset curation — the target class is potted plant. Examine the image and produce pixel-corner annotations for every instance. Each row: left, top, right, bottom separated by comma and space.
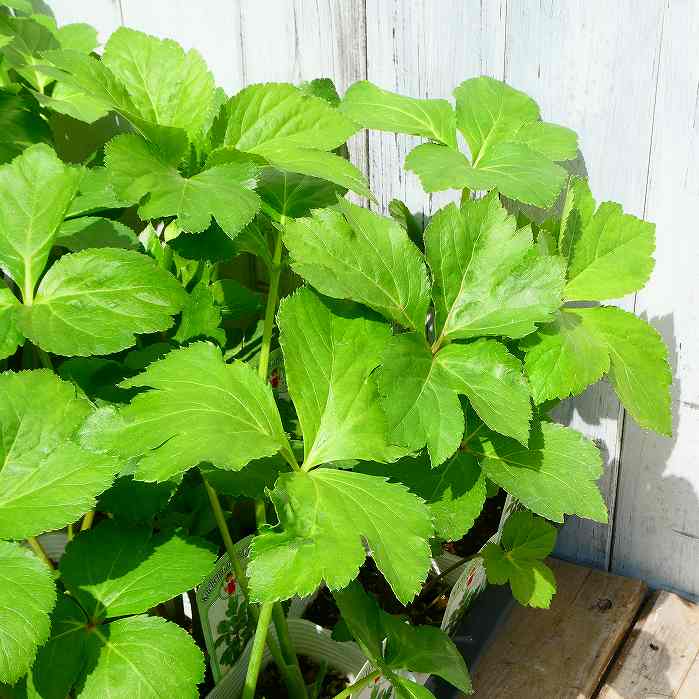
0, 7, 670, 699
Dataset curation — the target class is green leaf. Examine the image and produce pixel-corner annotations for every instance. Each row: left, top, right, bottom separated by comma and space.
406, 141, 568, 209
558, 176, 596, 265
79, 615, 205, 698
258, 167, 345, 218
340, 80, 457, 148
17, 248, 186, 356
248, 469, 433, 604
0, 370, 118, 539
255, 144, 370, 198
169, 221, 241, 264
388, 199, 422, 247
0, 144, 81, 301
105, 134, 260, 237
299, 77, 341, 106
56, 216, 139, 251
394, 678, 436, 699
522, 306, 671, 435
583, 306, 672, 435
404, 143, 474, 192
512, 121, 578, 161
0, 15, 59, 92
468, 421, 607, 523
333, 581, 471, 694
0, 89, 51, 164
520, 307, 611, 403
225, 82, 358, 153
454, 76, 540, 159
210, 278, 261, 319
200, 456, 287, 500
425, 195, 564, 341
67, 167, 134, 217
81, 342, 291, 481
378, 333, 464, 467
32, 80, 110, 124
361, 451, 486, 541
378, 333, 531, 466
55, 23, 98, 54
564, 179, 655, 301
102, 27, 215, 143
58, 357, 134, 404
461, 141, 569, 208
283, 199, 431, 331
405, 77, 574, 207
60, 520, 216, 619
0, 541, 56, 685
0, 1, 33, 13
0, 286, 22, 359
41, 49, 188, 161
97, 475, 178, 524
278, 288, 403, 470
174, 279, 225, 345
9, 596, 87, 699
436, 339, 531, 443
482, 511, 557, 608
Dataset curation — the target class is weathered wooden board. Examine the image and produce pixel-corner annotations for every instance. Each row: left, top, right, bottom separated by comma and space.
503, 0, 665, 570
598, 590, 699, 698
470, 559, 646, 698
610, 1, 699, 599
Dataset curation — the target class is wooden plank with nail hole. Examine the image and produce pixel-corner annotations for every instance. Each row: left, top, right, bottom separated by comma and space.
471, 558, 646, 698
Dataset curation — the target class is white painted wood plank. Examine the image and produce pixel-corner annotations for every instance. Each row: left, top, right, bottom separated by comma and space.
365, 0, 506, 215
118, 0, 244, 95
503, 0, 664, 568
48, 0, 122, 47
612, 1, 699, 599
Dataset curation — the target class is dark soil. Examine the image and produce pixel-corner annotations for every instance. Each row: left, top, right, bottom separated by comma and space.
444, 490, 505, 559
255, 654, 349, 699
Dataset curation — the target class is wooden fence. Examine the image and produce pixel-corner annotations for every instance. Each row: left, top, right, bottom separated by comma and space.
48, 0, 699, 599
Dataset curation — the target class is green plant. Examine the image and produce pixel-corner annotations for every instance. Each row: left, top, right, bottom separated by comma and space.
0, 5, 670, 699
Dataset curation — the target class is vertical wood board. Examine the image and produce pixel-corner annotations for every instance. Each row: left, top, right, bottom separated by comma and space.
611, 0, 699, 598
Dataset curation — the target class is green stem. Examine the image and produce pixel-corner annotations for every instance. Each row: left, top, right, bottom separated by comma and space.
80, 511, 95, 531
203, 475, 304, 697
258, 224, 285, 381
67, 523, 74, 542
27, 537, 54, 570
242, 601, 274, 699
203, 478, 249, 594
332, 670, 382, 699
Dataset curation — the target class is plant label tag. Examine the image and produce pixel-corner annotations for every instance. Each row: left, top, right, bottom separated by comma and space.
196, 537, 255, 683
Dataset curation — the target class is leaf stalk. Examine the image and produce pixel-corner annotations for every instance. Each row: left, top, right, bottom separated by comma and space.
332, 669, 382, 699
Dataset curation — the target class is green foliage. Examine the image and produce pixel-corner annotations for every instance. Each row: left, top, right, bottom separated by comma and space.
0, 15, 671, 698
248, 469, 433, 604
0, 541, 56, 685
0, 371, 118, 539
59, 520, 217, 619
482, 511, 557, 607
334, 581, 471, 696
